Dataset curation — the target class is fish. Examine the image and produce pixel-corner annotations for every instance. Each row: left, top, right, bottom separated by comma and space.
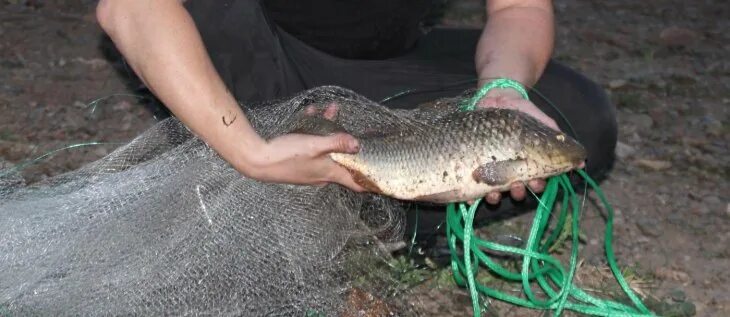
294, 107, 586, 204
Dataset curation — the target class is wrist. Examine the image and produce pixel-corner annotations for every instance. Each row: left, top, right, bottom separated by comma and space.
480, 78, 529, 99
231, 134, 268, 178
484, 87, 525, 100
462, 77, 529, 111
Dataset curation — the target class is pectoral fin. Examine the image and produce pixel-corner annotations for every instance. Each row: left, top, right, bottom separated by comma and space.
472, 159, 527, 186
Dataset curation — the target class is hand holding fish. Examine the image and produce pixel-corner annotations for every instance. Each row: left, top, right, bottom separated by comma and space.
476, 88, 559, 205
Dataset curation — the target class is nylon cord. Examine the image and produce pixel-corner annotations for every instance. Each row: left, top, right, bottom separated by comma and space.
443, 79, 653, 316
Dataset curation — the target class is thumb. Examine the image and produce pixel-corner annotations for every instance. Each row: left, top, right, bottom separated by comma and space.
317, 133, 360, 154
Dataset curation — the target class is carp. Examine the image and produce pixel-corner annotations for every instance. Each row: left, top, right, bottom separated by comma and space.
295, 107, 586, 203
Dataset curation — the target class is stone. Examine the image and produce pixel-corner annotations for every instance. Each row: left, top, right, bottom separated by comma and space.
654, 266, 691, 283
635, 218, 662, 237
669, 288, 687, 302
625, 113, 654, 131
609, 79, 628, 89
659, 26, 699, 47
703, 117, 723, 137
615, 141, 636, 160
636, 159, 672, 171
702, 195, 722, 207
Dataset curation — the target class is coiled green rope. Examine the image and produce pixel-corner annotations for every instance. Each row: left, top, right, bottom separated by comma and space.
450, 78, 654, 316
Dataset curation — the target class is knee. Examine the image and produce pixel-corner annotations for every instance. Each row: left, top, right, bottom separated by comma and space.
95, 0, 114, 33
572, 69, 618, 181
536, 61, 618, 181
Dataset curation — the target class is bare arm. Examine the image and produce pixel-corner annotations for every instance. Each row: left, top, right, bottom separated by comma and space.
476, 0, 554, 88
475, 0, 559, 203
96, 0, 363, 190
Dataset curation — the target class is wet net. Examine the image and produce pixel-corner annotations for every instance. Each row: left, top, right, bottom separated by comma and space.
0, 86, 470, 316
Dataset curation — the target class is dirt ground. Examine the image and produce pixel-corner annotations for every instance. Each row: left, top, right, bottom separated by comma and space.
0, 0, 727, 316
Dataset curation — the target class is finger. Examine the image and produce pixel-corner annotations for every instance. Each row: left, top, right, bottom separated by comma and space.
527, 110, 559, 130
322, 102, 339, 121
316, 133, 360, 154
304, 104, 318, 116
486, 191, 501, 205
329, 167, 366, 192
476, 96, 506, 109
544, 117, 560, 131
476, 98, 497, 109
527, 179, 546, 194
510, 182, 526, 201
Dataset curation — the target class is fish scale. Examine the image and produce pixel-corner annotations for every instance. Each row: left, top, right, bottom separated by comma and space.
323, 107, 587, 203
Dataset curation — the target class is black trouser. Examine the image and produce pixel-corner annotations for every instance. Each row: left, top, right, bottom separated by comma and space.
184, 0, 617, 239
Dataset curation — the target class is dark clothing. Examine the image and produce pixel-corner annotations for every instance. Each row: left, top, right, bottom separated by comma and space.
262, 0, 432, 59
183, 0, 618, 239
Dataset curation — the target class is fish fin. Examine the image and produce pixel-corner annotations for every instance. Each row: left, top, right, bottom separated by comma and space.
413, 190, 461, 203
472, 159, 527, 186
346, 168, 383, 194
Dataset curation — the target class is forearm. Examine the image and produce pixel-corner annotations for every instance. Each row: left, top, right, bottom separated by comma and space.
476, 0, 554, 88
96, 0, 263, 174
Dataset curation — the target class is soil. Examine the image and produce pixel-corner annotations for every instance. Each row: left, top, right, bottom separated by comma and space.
1, 0, 727, 316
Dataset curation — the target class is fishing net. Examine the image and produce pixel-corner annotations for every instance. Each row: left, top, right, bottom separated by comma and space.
1, 85, 496, 316
0, 85, 653, 317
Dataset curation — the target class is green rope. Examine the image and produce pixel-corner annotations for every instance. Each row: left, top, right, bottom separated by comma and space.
459, 78, 529, 112
447, 78, 653, 317
0, 142, 123, 178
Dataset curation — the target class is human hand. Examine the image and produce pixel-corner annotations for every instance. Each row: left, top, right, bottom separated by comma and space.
475, 87, 559, 204
240, 104, 366, 192
246, 133, 366, 191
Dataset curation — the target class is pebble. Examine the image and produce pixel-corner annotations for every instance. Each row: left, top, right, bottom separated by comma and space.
615, 141, 636, 160
690, 203, 711, 215
659, 26, 699, 47
647, 106, 673, 127
669, 288, 687, 302
635, 218, 662, 237
93, 147, 109, 157
625, 114, 654, 132
703, 117, 723, 137
636, 159, 672, 171
654, 266, 691, 283
628, 132, 642, 144
702, 195, 722, 207
608, 79, 628, 89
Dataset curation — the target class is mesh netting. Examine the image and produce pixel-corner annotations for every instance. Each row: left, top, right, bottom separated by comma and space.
0, 86, 467, 316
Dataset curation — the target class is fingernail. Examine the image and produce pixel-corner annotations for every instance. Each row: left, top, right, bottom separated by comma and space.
349, 139, 359, 151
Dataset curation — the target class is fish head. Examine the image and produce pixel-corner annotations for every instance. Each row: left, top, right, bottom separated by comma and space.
521, 129, 587, 175
473, 109, 587, 187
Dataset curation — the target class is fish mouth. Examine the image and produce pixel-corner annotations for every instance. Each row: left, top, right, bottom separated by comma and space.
558, 133, 588, 168
521, 131, 587, 179
544, 133, 588, 174
563, 138, 588, 167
